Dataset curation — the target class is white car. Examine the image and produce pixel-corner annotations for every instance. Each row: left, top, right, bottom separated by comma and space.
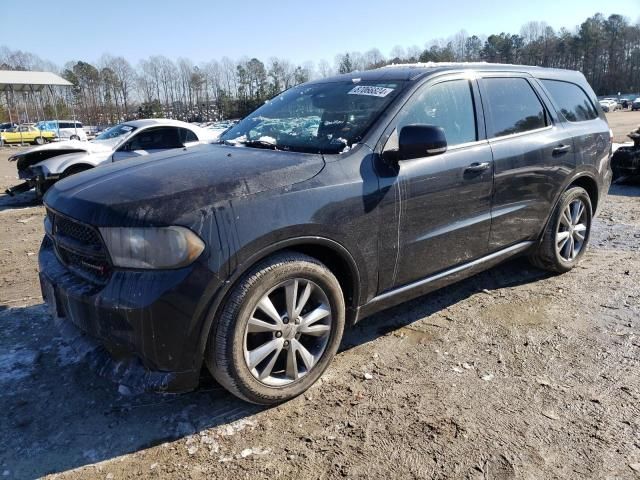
599, 99, 618, 112
35, 120, 88, 141
6, 119, 218, 197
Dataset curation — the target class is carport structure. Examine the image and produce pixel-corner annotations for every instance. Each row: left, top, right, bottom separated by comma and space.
0, 70, 73, 144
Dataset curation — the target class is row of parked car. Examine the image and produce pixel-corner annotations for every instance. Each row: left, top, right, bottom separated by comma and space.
598, 97, 640, 112
0, 118, 240, 148
0, 120, 89, 144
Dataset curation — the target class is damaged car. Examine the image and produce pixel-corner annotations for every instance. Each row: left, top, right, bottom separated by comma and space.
6, 118, 217, 197
40, 64, 612, 405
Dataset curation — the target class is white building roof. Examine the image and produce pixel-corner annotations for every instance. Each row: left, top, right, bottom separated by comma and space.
0, 70, 73, 92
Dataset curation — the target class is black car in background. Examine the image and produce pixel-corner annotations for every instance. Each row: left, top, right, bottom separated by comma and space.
39, 64, 612, 404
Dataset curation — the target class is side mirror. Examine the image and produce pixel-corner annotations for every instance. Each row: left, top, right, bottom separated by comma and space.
398, 125, 447, 160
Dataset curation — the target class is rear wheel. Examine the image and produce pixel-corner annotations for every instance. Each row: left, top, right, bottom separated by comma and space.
206, 251, 345, 405
34, 136, 45, 145
529, 186, 592, 273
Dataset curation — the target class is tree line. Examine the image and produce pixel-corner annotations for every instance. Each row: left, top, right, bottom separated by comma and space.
1, 12, 639, 125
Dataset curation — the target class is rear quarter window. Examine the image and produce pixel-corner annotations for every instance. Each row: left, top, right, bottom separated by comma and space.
541, 79, 598, 122
482, 77, 547, 138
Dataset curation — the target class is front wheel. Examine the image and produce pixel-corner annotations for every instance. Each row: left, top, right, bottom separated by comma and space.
34, 136, 46, 145
206, 252, 345, 405
529, 186, 592, 273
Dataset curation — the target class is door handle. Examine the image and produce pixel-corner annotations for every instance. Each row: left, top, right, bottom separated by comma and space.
465, 162, 491, 173
552, 144, 571, 156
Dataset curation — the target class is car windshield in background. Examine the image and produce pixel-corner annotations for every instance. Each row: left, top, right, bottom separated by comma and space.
94, 124, 136, 141
220, 81, 406, 154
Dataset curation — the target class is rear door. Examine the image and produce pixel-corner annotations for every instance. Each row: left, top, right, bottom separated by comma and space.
479, 74, 576, 250
537, 78, 610, 185
384, 75, 494, 288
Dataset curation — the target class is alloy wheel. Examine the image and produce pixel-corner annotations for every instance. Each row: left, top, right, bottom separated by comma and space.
556, 199, 588, 261
243, 278, 332, 386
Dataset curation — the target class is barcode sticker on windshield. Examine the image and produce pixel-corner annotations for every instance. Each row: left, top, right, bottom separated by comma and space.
348, 86, 394, 97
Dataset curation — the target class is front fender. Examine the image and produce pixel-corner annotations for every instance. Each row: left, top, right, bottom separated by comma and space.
34, 151, 111, 177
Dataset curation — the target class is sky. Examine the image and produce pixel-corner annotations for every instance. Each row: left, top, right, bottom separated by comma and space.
1, 0, 638, 67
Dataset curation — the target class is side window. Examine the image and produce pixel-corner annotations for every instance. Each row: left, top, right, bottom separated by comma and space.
482, 78, 547, 138
396, 79, 477, 146
180, 128, 199, 143
541, 79, 598, 122
128, 127, 183, 150
76, 122, 83, 129
59, 122, 71, 129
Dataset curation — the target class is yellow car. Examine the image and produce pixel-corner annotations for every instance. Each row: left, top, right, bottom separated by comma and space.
0, 125, 56, 145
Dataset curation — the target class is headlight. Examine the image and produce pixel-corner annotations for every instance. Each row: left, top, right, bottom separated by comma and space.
99, 226, 205, 269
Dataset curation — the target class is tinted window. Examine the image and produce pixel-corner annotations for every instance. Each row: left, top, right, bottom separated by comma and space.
397, 79, 477, 146
59, 122, 72, 129
128, 127, 183, 150
541, 80, 598, 122
180, 128, 198, 143
483, 78, 547, 137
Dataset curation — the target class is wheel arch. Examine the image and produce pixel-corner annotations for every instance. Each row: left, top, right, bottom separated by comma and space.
537, 171, 600, 244
226, 236, 360, 316
194, 236, 362, 371
62, 163, 94, 176
568, 175, 599, 213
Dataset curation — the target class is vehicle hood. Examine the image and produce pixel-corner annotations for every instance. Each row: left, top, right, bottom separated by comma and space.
44, 144, 325, 226
10, 139, 113, 159
10, 139, 115, 171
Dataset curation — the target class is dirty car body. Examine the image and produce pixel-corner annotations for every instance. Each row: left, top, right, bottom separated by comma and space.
39, 64, 612, 400
6, 119, 217, 197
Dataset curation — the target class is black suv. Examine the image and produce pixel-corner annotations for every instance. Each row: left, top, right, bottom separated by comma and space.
39, 64, 612, 404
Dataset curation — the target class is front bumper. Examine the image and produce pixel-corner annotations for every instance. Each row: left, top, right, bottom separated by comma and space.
38, 237, 215, 393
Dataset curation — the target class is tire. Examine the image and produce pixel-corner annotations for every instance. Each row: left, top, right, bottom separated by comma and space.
529, 186, 592, 273
70, 135, 80, 141
34, 136, 45, 145
206, 251, 345, 405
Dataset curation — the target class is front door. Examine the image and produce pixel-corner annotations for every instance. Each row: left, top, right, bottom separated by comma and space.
385, 77, 494, 288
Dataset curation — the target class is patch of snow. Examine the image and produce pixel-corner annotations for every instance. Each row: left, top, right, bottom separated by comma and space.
218, 418, 256, 437
56, 343, 80, 367
0, 349, 38, 384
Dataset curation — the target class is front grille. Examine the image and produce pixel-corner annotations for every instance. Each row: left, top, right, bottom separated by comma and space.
54, 214, 103, 247
47, 208, 111, 284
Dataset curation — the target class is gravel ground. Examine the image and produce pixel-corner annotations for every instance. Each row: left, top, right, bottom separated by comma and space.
0, 113, 639, 479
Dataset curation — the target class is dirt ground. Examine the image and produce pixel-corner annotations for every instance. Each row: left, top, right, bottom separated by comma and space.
0, 112, 639, 480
